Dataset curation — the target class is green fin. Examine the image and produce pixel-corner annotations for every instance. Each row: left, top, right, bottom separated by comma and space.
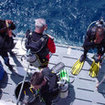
71, 59, 84, 75
89, 60, 100, 78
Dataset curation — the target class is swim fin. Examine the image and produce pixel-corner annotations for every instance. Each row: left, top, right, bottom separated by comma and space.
71, 59, 84, 75
89, 60, 100, 78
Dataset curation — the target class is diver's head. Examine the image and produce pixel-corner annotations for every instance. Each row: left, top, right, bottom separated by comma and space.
30, 72, 46, 90
35, 18, 47, 33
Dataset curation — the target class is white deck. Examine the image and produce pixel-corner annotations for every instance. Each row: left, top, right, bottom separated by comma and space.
0, 38, 105, 105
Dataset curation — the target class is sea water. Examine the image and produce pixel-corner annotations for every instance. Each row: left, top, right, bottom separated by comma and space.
0, 0, 105, 47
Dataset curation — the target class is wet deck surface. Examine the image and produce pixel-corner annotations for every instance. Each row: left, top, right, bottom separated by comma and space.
0, 38, 105, 105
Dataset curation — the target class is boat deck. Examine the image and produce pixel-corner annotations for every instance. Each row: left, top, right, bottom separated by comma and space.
0, 38, 105, 105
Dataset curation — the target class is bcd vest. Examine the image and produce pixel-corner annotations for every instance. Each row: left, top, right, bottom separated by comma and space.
25, 31, 49, 66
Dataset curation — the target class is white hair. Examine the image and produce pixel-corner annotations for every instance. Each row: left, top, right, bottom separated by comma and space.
35, 18, 46, 28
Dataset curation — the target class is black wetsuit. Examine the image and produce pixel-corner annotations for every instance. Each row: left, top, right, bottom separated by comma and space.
0, 20, 16, 68
25, 31, 50, 68
25, 31, 49, 59
83, 26, 105, 57
40, 68, 59, 105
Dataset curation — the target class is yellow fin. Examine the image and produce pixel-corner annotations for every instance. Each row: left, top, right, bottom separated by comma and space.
89, 60, 100, 78
71, 59, 84, 75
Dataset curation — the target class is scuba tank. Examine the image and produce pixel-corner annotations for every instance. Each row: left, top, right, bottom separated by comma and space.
58, 69, 70, 99
59, 82, 69, 99
60, 69, 69, 82
51, 62, 70, 98
26, 49, 44, 68
87, 17, 105, 31
51, 62, 65, 74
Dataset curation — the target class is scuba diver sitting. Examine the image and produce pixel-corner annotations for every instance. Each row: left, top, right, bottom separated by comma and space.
30, 67, 59, 105
30, 64, 70, 105
80, 19, 105, 63
25, 18, 56, 68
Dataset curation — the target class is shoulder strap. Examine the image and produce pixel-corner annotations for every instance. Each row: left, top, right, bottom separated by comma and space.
40, 34, 49, 44
26, 30, 32, 39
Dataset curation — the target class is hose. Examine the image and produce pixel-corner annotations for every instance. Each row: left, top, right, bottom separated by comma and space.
16, 63, 30, 105
87, 21, 96, 31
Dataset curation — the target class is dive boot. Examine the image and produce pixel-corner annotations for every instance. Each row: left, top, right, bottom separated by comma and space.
89, 60, 100, 78
71, 59, 84, 75
80, 54, 86, 62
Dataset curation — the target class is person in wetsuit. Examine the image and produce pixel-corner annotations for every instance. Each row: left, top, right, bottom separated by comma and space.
30, 67, 59, 105
80, 19, 105, 63
0, 19, 16, 71
25, 18, 56, 68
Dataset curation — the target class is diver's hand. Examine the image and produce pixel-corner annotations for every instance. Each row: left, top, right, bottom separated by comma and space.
94, 55, 102, 63
6, 20, 13, 24
94, 39, 100, 44
5, 20, 15, 30
94, 36, 103, 44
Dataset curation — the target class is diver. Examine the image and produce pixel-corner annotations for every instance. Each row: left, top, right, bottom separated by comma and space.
71, 18, 105, 77
25, 18, 56, 68
30, 67, 59, 105
0, 19, 16, 71
80, 18, 105, 62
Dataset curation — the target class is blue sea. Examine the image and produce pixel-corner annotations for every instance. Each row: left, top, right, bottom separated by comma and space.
0, 0, 105, 47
